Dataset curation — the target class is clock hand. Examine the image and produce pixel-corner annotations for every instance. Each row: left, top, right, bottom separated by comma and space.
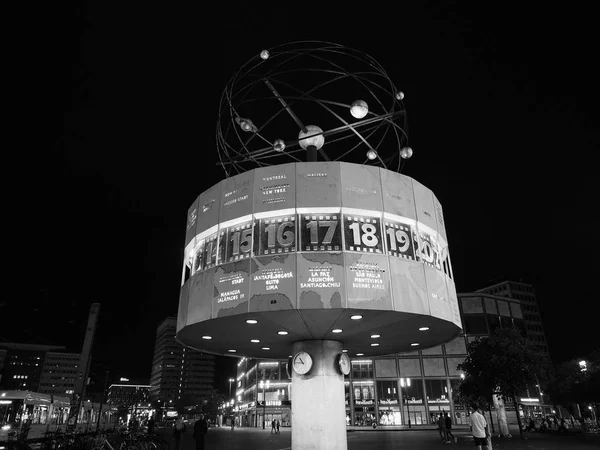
299, 357, 304, 364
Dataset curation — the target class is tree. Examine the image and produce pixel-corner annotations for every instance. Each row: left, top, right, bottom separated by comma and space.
453, 375, 493, 410
457, 327, 543, 439
545, 350, 600, 415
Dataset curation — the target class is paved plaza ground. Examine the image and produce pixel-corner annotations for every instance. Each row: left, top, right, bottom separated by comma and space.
162, 426, 600, 449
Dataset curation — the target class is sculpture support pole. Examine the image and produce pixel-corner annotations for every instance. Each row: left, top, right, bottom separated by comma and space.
291, 340, 347, 450
307, 145, 318, 162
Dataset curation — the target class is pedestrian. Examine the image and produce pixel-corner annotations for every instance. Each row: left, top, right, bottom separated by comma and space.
276, 419, 280, 434
173, 416, 186, 450
525, 417, 535, 432
437, 413, 446, 442
444, 411, 457, 443
230, 416, 235, 431
469, 406, 488, 450
193, 413, 208, 450
147, 416, 155, 435
558, 418, 567, 433
271, 419, 276, 434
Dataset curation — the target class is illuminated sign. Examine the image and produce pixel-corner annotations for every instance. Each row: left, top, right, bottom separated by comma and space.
255, 213, 296, 255
343, 213, 383, 253
213, 260, 250, 317
297, 253, 345, 309
384, 219, 417, 260
257, 400, 289, 407
220, 220, 253, 263
185, 208, 451, 281
427, 398, 450, 404
202, 232, 218, 270
348, 259, 386, 291
299, 212, 341, 251
250, 254, 296, 311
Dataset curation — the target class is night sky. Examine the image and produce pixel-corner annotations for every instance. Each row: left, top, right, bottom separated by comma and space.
6, 4, 598, 394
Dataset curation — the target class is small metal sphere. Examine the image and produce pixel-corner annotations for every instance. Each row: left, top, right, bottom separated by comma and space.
236, 117, 257, 133
400, 146, 413, 159
396, 91, 405, 100
260, 49, 270, 60
366, 149, 378, 160
350, 100, 369, 119
298, 125, 325, 150
273, 139, 286, 152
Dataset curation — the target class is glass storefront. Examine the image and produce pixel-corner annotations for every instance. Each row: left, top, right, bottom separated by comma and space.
378, 406, 401, 425
352, 380, 375, 426
377, 380, 401, 425
401, 378, 426, 425
425, 379, 451, 424
236, 359, 474, 428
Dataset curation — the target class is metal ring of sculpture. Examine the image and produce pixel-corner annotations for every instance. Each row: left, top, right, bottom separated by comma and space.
216, 41, 413, 177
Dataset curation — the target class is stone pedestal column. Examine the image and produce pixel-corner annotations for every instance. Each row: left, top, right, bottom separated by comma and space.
291, 340, 347, 450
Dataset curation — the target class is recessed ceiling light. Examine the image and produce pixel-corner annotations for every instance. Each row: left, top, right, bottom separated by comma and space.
356, 353, 364, 356
370, 334, 380, 339
350, 315, 363, 320
246, 319, 258, 324
419, 327, 430, 331
411, 343, 419, 346
250, 339, 260, 343
342, 349, 348, 352
262, 347, 270, 350
228, 349, 236, 353
277, 331, 288, 335
332, 329, 343, 333
371, 343, 379, 347
201, 336, 212, 340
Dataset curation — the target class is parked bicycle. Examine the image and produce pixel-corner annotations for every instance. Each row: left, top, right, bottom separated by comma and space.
93, 432, 138, 450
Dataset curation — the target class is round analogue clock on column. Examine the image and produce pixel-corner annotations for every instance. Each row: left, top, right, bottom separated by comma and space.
292, 351, 313, 375
337, 352, 351, 375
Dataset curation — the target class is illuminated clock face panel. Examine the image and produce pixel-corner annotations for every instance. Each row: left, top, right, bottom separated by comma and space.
299, 213, 342, 252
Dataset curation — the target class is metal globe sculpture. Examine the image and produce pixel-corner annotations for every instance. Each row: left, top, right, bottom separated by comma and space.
216, 41, 411, 176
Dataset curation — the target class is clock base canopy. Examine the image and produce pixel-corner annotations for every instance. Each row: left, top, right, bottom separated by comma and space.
177, 162, 462, 359
291, 340, 347, 450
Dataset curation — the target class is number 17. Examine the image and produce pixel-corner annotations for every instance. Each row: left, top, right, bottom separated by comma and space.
306, 220, 337, 245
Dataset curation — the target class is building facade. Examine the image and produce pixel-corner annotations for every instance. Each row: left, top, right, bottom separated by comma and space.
476, 281, 550, 358
149, 317, 217, 407
232, 282, 552, 428
107, 381, 151, 408
0, 343, 82, 398
38, 352, 80, 397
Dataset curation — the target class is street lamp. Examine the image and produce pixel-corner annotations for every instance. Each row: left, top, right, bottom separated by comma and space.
401, 378, 411, 428
259, 379, 270, 429
579, 360, 587, 372
228, 378, 234, 399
